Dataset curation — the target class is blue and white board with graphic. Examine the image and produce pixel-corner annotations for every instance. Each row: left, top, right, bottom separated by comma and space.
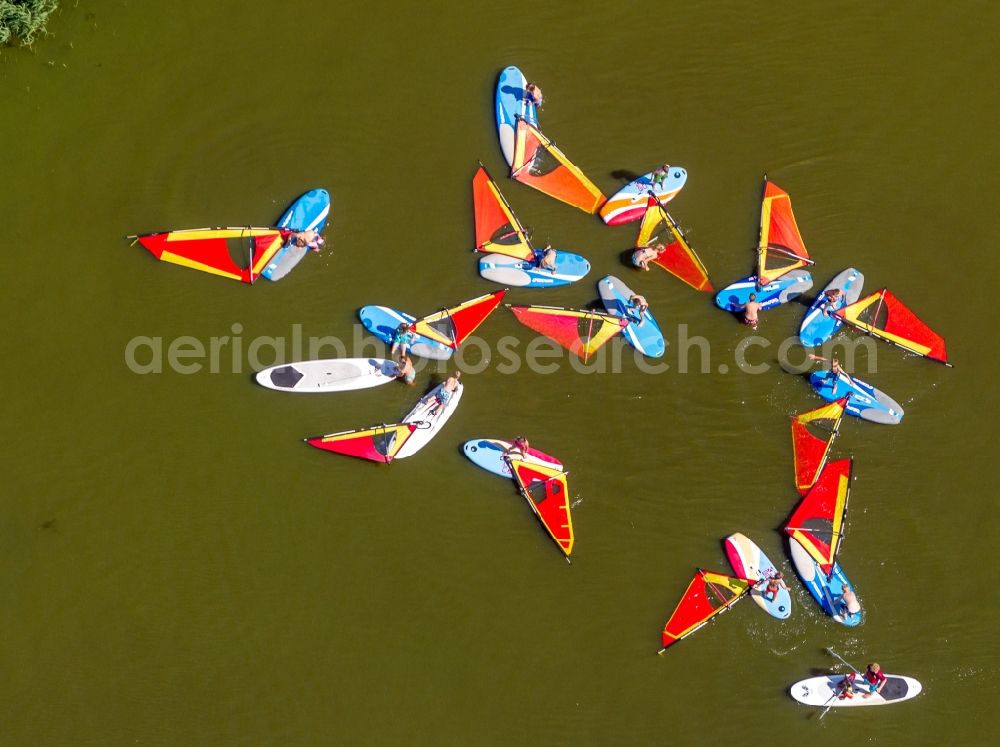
261, 188, 331, 281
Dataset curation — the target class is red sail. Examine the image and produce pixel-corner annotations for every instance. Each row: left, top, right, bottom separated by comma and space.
510, 119, 606, 214
509, 305, 626, 362
757, 179, 810, 284
306, 423, 418, 463
660, 570, 750, 650
414, 290, 508, 349
637, 195, 713, 291
834, 289, 949, 364
510, 459, 574, 556
791, 398, 848, 496
785, 459, 853, 575
135, 227, 286, 283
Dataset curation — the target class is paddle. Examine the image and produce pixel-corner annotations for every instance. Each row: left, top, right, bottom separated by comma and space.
826, 647, 860, 674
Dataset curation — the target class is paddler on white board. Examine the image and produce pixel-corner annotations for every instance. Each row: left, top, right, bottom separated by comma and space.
860, 663, 888, 698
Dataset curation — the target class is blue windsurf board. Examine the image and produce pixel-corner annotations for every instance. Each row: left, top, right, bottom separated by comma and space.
597, 274, 666, 358
261, 188, 331, 281
810, 370, 903, 425
715, 270, 813, 312
799, 268, 865, 347
789, 536, 863, 627
479, 249, 589, 288
495, 66, 539, 166
358, 305, 453, 361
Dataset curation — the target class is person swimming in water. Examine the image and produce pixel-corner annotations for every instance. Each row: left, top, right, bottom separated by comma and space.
631, 242, 663, 271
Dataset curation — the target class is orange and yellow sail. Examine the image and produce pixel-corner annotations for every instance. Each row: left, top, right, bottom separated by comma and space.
413, 290, 507, 349
510, 458, 574, 557
833, 289, 950, 365
134, 227, 286, 283
472, 164, 534, 260
659, 570, 750, 651
785, 458, 852, 575
757, 179, 811, 285
791, 398, 848, 496
511, 118, 606, 214
636, 194, 713, 291
508, 305, 627, 362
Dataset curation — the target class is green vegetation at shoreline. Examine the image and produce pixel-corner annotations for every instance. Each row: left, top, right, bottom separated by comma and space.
1, 0, 58, 46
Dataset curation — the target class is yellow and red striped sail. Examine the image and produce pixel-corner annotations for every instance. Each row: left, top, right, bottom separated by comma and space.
785, 458, 852, 575
306, 423, 418, 464
660, 570, 750, 651
135, 227, 287, 283
412, 290, 507, 349
791, 398, 848, 496
510, 458, 574, 557
636, 195, 713, 291
757, 179, 811, 285
511, 118, 606, 214
472, 164, 534, 260
508, 305, 627, 362
832, 289, 950, 365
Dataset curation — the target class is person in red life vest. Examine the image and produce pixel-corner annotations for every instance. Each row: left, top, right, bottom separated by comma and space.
862, 663, 887, 698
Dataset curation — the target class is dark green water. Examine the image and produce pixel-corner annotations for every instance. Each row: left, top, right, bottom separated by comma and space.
2, 2, 998, 744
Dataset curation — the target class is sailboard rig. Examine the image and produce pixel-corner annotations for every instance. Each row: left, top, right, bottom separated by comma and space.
305, 423, 421, 464
473, 164, 534, 261
791, 398, 848, 496
757, 178, 813, 286
412, 290, 508, 350
510, 118, 606, 214
508, 305, 627, 362
785, 458, 853, 576
509, 457, 574, 558
130, 227, 287, 284
636, 193, 713, 291
832, 289, 951, 366
658, 570, 750, 652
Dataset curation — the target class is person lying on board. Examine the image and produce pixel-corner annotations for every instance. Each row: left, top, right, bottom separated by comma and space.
836, 583, 861, 617
808, 353, 852, 383
757, 571, 788, 601
505, 436, 530, 457
627, 294, 648, 325
289, 229, 325, 252
524, 82, 543, 107
538, 245, 558, 273
861, 663, 887, 699
396, 353, 416, 386
428, 371, 461, 417
631, 242, 664, 271
738, 294, 760, 330
391, 323, 417, 357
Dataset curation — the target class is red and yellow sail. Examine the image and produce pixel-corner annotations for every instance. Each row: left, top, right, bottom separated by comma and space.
660, 570, 749, 651
135, 227, 286, 283
413, 290, 507, 349
306, 423, 418, 464
508, 305, 627, 362
636, 195, 713, 291
473, 164, 534, 260
757, 179, 811, 285
785, 458, 852, 575
833, 289, 949, 365
511, 118, 606, 214
510, 458, 574, 557
791, 398, 848, 496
